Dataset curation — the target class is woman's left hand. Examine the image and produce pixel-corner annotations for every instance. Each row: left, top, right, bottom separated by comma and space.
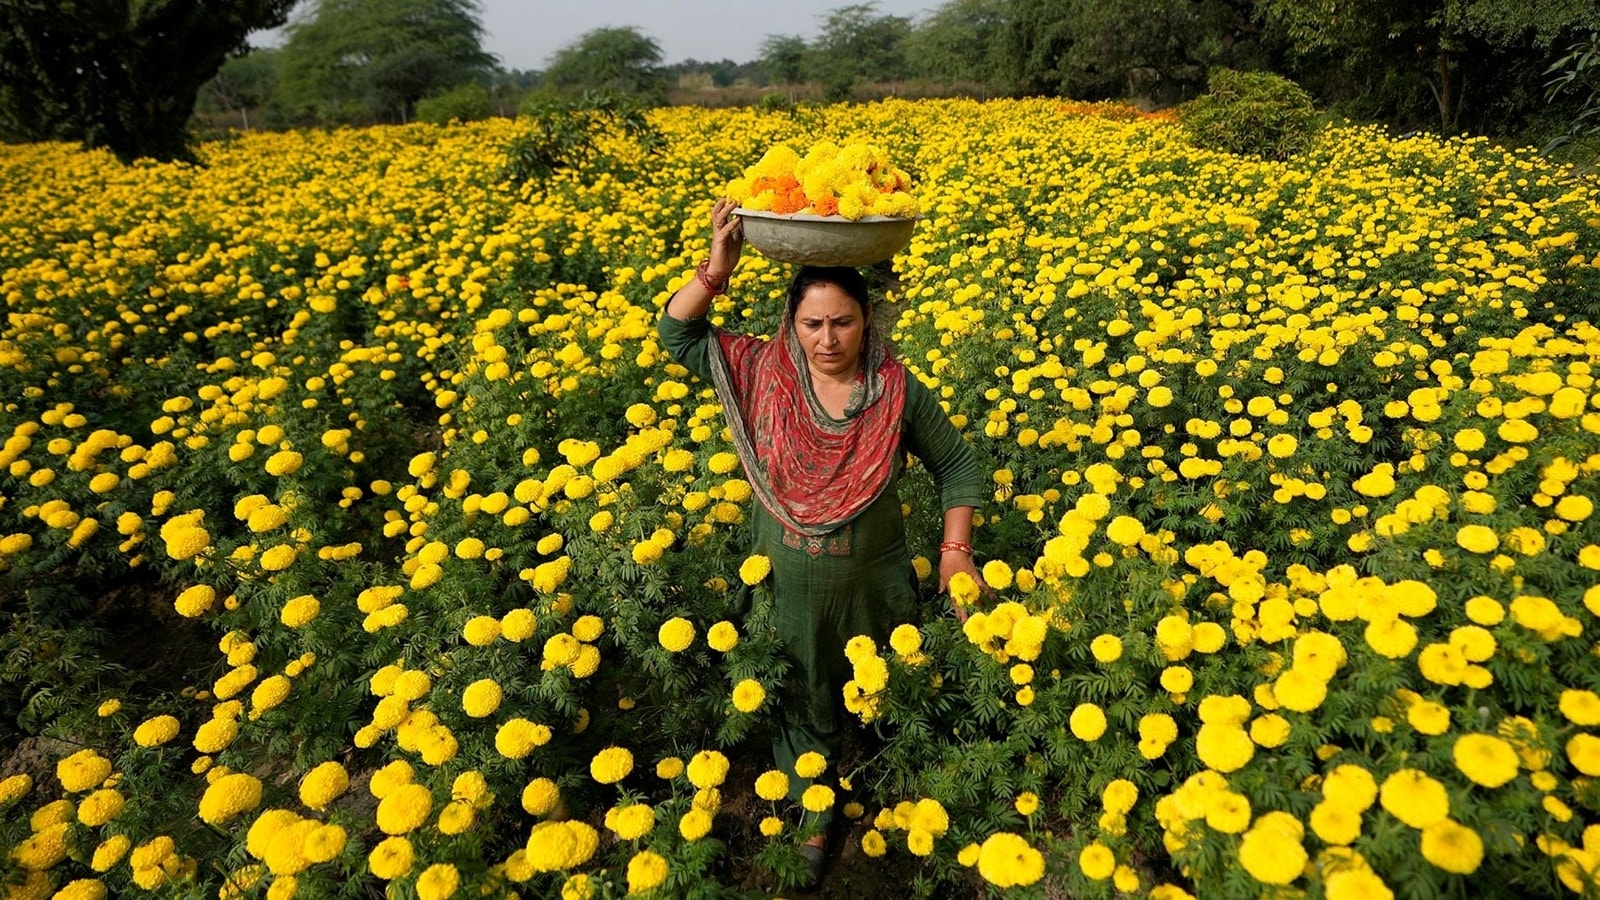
938, 552, 989, 623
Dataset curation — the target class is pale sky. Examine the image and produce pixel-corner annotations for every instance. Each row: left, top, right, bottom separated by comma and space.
257, 1, 949, 71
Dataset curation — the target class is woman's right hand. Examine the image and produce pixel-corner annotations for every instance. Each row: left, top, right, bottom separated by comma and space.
707, 197, 744, 283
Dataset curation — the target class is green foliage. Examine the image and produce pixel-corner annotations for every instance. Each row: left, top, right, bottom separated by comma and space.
500, 91, 663, 185
273, 0, 496, 126
1544, 31, 1600, 156
415, 82, 495, 125
195, 48, 280, 131
758, 92, 797, 115
805, 3, 915, 100
759, 35, 809, 86
903, 0, 1009, 87
1259, 0, 1600, 134
1180, 68, 1319, 160
544, 26, 667, 104
0, 0, 297, 162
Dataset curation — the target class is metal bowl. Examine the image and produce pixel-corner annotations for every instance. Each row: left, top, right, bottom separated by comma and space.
734, 208, 918, 267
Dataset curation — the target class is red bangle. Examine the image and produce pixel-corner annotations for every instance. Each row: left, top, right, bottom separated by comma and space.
695, 261, 727, 296
938, 541, 973, 555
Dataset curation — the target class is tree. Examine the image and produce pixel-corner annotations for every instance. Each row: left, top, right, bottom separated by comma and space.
0, 0, 298, 163
543, 27, 666, 103
903, 0, 1009, 87
196, 49, 279, 130
808, 3, 914, 98
274, 0, 495, 125
759, 34, 809, 86
1259, 0, 1600, 133
997, 0, 1271, 102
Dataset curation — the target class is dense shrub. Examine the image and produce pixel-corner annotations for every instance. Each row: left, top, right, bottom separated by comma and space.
1180, 68, 1319, 160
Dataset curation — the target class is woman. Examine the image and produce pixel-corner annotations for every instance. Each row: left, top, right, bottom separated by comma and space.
658, 198, 986, 883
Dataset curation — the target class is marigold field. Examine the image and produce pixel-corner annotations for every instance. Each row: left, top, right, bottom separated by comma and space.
3, 97, 1600, 899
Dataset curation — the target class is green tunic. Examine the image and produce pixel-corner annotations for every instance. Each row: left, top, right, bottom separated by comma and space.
659, 313, 986, 796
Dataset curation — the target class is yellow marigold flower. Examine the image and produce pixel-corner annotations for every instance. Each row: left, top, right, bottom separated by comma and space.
657, 617, 694, 652
1014, 791, 1040, 817
415, 863, 459, 900
1091, 633, 1123, 662
608, 803, 656, 841
13, 821, 72, 871
1274, 667, 1329, 712
264, 450, 303, 476
1070, 703, 1108, 741
57, 748, 112, 793
133, 715, 180, 747
732, 679, 766, 713
259, 543, 298, 571
163, 524, 210, 559
631, 539, 664, 566
1322, 764, 1377, 812
1566, 733, 1600, 776
76, 788, 124, 827
461, 678, 503, 718
461, 615, 500, 646
1196, 723, 1255, 772
704, 620, 740, 652
738, 553, 771, 585
1309, 800, 1362, 845
565, 614, 601, 643
53, 879, 106, 900
794, 751, 827, 779
521, 778, 560, 816
1079, 841, 1116, 879
627, 849, 669, 894
976, 832, 1045, 888
368, 836, 414, 880
199, 773, 263, 825
949, 570, 980, 607
375, 782, 433, 835
501, 608, 537, 641
90, 834, 130, 872
755, 769, 789, 802
1105, 515, 1145, 546
1408, 700, 1451, 735
679, 807, 714, 841
1379, 769, 1449, 828
1453, 733, 1520, 788
251, 674, 291, 712
1455, 524, 1499, 554
495, 718, 552, 759
1420, 819, 1484, 874
591, 746, 634, 784
1206, 789, 1252, 834
0, 773, 33, 808
1560, 690, 1600, 726
1237, 812, 1307, 885
1556, 494, 1594, 522
279, 594, 319, 628
174, 584, 215, 617
299, 761, 349, 810
802, 783, 836, 813
194, 716, 239, 753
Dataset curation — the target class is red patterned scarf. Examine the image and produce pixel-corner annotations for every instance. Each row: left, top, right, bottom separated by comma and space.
705, 321, 905, 537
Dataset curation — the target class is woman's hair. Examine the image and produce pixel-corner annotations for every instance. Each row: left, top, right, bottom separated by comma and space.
784, 266, 871, 324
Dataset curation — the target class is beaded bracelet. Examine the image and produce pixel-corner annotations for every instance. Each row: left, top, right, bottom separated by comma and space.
695, 261, 728, 296
938, 540, 974, 555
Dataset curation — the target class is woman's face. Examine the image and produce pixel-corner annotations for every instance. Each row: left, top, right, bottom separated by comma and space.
792, 283, 865, 379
